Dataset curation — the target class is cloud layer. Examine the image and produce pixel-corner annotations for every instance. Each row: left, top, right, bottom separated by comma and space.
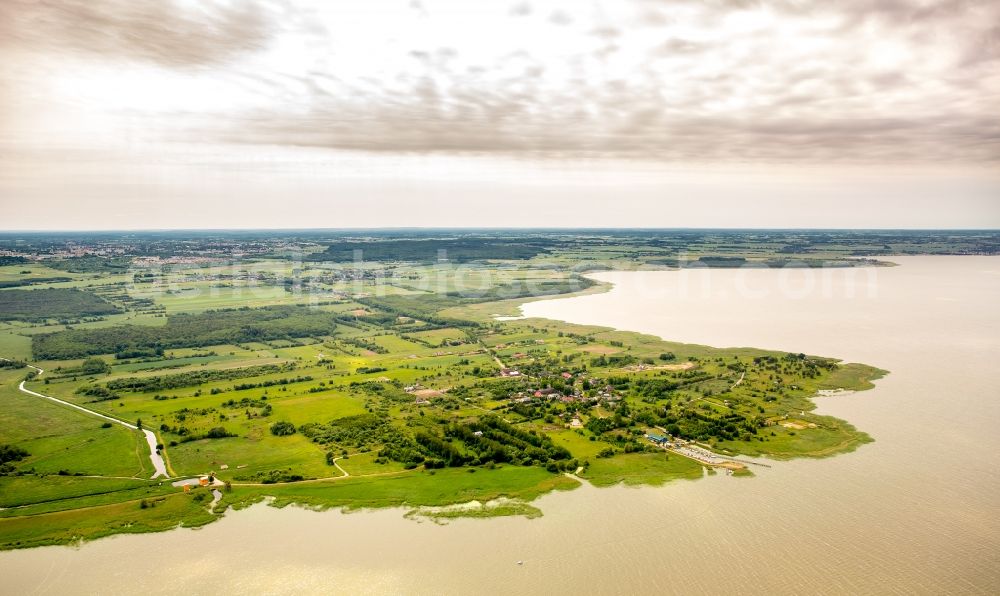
2, 0, 998, 164
0, 0, 279, 67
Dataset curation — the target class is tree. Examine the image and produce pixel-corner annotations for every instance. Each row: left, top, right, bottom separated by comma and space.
136, 418, 143, 430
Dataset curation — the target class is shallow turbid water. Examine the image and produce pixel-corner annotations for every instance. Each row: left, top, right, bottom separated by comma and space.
2, 256, 998, 595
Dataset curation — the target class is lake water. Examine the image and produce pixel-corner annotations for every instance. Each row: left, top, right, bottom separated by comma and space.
2, 256, 998, 595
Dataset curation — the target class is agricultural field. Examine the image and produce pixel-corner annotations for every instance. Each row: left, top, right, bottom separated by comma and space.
0, 229, 961, 549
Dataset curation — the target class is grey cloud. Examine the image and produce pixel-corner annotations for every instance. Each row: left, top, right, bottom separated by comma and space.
509, 3, 533, 17
205, 0, 1000, 163
0, 0, 279, 67
549, 10, 574, 26
655, 38, 710, 56
590, 27, 622, 39
215, 57, 1000, 163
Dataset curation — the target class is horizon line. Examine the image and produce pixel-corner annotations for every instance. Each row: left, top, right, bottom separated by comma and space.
1, 226, 999, 234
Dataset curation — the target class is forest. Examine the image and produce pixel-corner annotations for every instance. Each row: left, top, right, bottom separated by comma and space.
0, 288, 120, 322
31, 306, 341, 359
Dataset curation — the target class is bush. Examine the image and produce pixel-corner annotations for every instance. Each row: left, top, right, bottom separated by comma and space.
270, 421, 297, 436
205, 427, 234, 439
0, 444, 30, 464
79, 357, 110, 375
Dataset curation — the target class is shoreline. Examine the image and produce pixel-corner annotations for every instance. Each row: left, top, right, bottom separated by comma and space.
0, 267, 889, 551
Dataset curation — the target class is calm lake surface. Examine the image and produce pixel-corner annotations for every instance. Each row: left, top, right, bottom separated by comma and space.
2, 256, 998, 595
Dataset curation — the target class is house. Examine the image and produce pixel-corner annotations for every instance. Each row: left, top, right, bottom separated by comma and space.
561, 372, 573, 379
646, 433, 669, 445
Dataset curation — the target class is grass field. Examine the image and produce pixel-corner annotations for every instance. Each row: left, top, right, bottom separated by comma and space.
0, 490, 218, 550
224, 465, 580, 512
581, 453, 705, 487
0, 370, 149, 478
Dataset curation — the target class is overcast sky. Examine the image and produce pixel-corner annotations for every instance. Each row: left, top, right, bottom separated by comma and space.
0, 0, 998, 230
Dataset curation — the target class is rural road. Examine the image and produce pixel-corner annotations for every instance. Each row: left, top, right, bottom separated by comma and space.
14, 363, 169, 479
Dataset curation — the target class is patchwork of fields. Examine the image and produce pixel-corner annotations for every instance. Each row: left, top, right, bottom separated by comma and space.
0, 247, 887, 549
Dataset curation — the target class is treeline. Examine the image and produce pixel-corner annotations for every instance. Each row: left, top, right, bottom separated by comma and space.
76, 385, 118, 401
0, 288, 120, 322
106, 363, 295, 392
32, 306, 341, 359
45, 256, 132, 273
231, 374, 312, 392
307, 238, 552, 263
445, 277, 595, 302
339, 337, 388, 354
0, 276, 73, 288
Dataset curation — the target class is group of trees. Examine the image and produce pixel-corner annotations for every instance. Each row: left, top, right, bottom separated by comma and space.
0, 444, 30, 474
300, 413, 399, 452
0, 288, 120, 322
32, 306, 341, 359
78, 357, 110, 375
298, 412, 576, 472
105, 363, 296, 393
661, 409, 761, 442
590, 354, 638, 368
75, 385, 118, 401
231, 374, 312, 392
434, 416, 573, 468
